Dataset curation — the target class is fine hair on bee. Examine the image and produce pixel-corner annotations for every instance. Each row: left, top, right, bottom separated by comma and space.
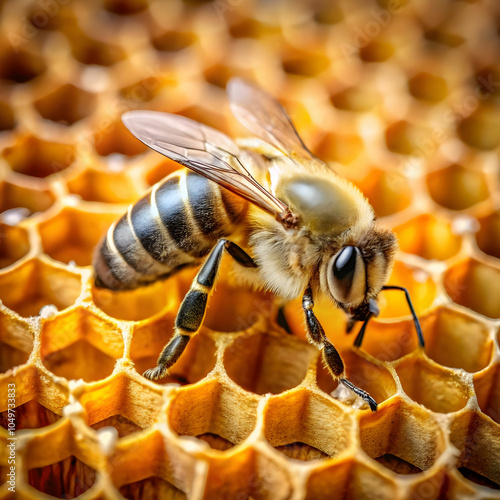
93, 78, 424, 412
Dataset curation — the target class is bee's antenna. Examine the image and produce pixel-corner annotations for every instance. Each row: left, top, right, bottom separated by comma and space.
354, 314, 372, 347
381, 286, 425, 347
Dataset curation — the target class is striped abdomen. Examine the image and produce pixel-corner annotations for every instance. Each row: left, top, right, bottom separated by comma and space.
93, 169, 248, 290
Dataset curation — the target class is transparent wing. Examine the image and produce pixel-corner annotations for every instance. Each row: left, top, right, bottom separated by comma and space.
227, 78, 314, 159
122, 111, 291, 219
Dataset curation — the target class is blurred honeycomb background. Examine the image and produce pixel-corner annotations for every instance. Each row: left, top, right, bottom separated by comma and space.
1, 0, 500, 498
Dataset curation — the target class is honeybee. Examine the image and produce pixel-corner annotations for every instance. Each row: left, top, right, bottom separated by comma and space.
93, 78, 423, 411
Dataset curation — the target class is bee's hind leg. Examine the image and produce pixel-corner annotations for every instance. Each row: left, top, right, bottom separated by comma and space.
143, 239, 256, 381
302, 286, 378, 412
143, 335, 190, 381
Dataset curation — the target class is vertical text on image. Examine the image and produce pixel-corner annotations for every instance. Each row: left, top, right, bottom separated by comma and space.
6, 382, 17, 493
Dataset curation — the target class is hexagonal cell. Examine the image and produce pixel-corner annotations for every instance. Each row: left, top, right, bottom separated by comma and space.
307, 459, 401, 500
120, 477, 187, 499
330, 86, 381, 112
0, 259, 81, 317
312, 3, 343, 24
224, 331, 315, 395
34, 83, 97, 125
152, 30, 198, 52
450, 411, 500, 490
168, 379, 259, 450
94, 117, 149, 156
203, 447, 293, 499
39, 206, 117, 266
204, 63, 233, 89
263, 389, 352, 461
385, 120, 431, 155
422, 307, 492, 373
0, 98, 15, 130
425, 28, 465, 47
1, 134, 76, 178
145, 159, 182, 186
0, 41, 46, 83
476, 210, 500, 259
408, 72, 448, 102
396, 357, 469, 413
40, 307, 124, 382
281, 49, 330, 77
426, 164, 489, 210
314, 132, 364, 165
27, 2, 75, 31
0, 398, 60, 430
360, 399, 445, 474
28, 456, 96, 498
359, 39, 395, 62
0, 223, 29, 268
305, 460, 355, 500
474, 364, 500, 425
93, 278, 174, 321
131, 323, 216, 385
109, 429, 190, 496
119, 76, 166, 104
70, 29, 125, 66
444, 258, 500, 318
394, 214, 462, 260
354, 169, 413, 217
67, 167, 140, 203
0, 180, 55, 215
104, 0, 148, 15
317, 349, 397, 408
228, 17, 281, 38
458, 107, 500, 150
77, 374, 164, 436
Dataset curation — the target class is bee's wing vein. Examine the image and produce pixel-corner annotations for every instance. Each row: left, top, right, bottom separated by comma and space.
122, 110, 291, 219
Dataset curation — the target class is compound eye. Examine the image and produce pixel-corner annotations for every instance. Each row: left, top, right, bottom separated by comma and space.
328, 246, 365, 305
333, 246, 358, 288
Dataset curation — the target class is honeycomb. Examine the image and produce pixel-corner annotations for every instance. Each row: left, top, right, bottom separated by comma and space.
1, 0, 500, 498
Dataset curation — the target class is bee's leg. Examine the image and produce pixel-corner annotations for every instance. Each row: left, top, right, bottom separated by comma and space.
302, 286, 378, 412
143, 239, 256, 381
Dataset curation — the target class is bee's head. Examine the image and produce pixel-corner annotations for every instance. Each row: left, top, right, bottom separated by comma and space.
324, 225, 398, 319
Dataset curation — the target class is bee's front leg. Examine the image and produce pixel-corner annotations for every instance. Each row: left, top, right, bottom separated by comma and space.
143, 239, 256, 381
302, 286, 378, 412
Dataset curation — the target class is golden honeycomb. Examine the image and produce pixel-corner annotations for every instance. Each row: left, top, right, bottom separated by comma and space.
1, 0, 500, 498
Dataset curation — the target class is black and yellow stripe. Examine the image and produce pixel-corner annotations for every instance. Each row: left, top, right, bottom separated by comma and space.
93, 169, 248, 290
